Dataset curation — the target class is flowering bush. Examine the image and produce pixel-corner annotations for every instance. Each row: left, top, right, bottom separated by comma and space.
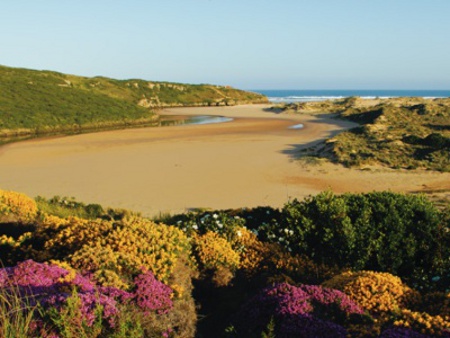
380, 326, 432, 338
323, 271, 418, 315
229, 226, 269, 274
268, 191, 450, 292
267, 246, 340, 285
394, 310, 450, 337
134, 270, 173, 314
417, 292, 450, 318
232, 283, 366, 337
70, 218, 193, 286
2, 208, 197, 337
0, 189, 37, 222
194, 231, 240, 271
0, 260, 176, 337
193, 231, 240, 286
40, 215, 112, 260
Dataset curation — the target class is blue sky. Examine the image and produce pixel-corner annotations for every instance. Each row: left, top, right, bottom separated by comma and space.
1, 0, 449, 89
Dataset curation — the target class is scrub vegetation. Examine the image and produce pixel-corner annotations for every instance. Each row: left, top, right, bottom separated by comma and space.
1, 188, 449, 337
278, 97, 450, 172
0, 65, 267, 142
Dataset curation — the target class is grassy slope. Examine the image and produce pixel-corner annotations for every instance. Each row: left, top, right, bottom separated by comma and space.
0, 65, 267, 137
281, 97, 450, 172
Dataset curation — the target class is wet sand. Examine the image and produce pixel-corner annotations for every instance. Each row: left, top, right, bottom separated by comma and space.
0, 104, 448, 216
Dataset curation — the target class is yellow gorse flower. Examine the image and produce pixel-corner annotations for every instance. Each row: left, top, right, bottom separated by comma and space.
0, 189, 38, 222
397, 309, 450, 336
323, 270, 418, 315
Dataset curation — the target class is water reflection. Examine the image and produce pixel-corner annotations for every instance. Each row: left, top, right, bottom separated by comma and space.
0, 115, 234, 146
158, 115, 233, 127
288, 123, 304, 130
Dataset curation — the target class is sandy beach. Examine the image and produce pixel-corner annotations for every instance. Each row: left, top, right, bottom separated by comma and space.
0, 104, 448, 216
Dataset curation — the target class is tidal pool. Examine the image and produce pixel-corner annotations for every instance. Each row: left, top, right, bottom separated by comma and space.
288, 123, 304, 129
159, 115, 233, 127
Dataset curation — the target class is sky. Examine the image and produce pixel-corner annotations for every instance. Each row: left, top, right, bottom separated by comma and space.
1, 0, 449, 90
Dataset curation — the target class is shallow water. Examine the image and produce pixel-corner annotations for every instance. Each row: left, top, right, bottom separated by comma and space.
288, 123, 304, 130
0, 115, 234, 147
159, 115, 233, 126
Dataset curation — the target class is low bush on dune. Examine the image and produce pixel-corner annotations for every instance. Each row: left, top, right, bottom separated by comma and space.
283, 97, 450, 171
1, 189, 450, 337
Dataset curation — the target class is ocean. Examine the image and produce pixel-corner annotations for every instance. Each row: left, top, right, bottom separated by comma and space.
251, 89, 450, 103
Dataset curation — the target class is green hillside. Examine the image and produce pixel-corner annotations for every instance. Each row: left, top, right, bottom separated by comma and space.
0, 65, 267, 139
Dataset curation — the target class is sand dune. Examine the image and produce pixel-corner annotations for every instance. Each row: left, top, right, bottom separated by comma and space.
0, 104, 448, 216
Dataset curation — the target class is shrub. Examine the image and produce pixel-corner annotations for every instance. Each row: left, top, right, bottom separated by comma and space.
267, 247, 341, 285
4, 213, 197, 337
133, 271, 173, 314
272, 191, 449, 291
0, 260, 180, 337
323, 271, 419, 315
70, 218, 193, 286
193, 231, 240, 286
231, 283, 366, 338
394, 310, 450, 337
0, 189, 37, 222
380, 326, 432, 338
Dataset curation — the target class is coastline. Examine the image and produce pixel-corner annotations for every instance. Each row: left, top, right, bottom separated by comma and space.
0, 104, 448, 216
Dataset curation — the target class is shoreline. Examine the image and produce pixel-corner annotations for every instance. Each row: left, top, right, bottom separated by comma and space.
0, 104, 448, 216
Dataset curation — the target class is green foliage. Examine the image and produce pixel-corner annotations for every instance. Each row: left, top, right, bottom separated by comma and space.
46, 289, 103, 338
3, 188, 450, 336
34, 195, 138, 222
261, 317, 276, 338
0, 66, 156, 133
35, 196, 105, 220
0, 64, 267, 141
0, 284, 39, 338
257, 191, 449, 291
107, 309, 144, 338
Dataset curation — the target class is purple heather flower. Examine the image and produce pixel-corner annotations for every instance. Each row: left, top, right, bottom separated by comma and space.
380, 326, 432, 338
1, 260, 176, 335
234, 283, 365, 337
133, 270, 173, 314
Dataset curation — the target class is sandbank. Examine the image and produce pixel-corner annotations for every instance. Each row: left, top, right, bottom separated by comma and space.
0, 104, 448, 216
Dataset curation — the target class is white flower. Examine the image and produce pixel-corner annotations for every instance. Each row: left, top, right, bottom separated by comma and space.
217, 223, 223, 229
192, 224, 198, 230
236, 230, 242, 237
213, 213, 219, 219
289, 230, 294, 236
278, 237, 284, 242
